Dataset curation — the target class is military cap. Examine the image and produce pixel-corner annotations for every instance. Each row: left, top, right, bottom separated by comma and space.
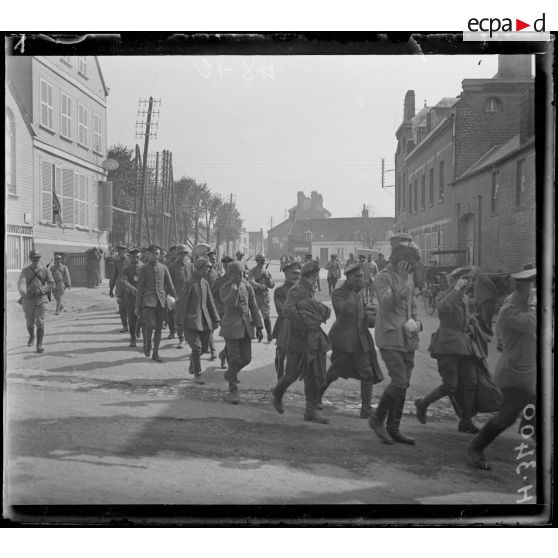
207, 249, 216, 257
390, 232, 413, 244
169, 245, 177, 252
255, 253, 266, 261
301, 261, 320, 277
511, 268, 536, 282
449, 266, 473, 280
227, 261, 245, 274
236, 251, 244, 258
193, 256, 209, 270
175, 243, 188, 255
282, 261, 301, 273
221, 255, 234, 263
128, 248, 141, 255
146, 244, 161, 253
358, 254, 366, 260
29, 249, 41, 258
345, 262, 363, 276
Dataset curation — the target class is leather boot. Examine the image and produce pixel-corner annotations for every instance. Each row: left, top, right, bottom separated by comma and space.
271, 375, 291, 414
360, 380, 373, 418
224, 365, 240, 404
129, 335, 137, 348
275, 351, 284, 380
192, 354, 204, 383
458, 388, 480, 434
264, 318, 273, 342
304, 403, 330, 424
467, 422, 502, 470
36, 327, 45, 353
386, 390, 415, 444
151, 328, 162, 362
415, 384, 451, 424
27, 326, 35, 347
368, 387, 396, 444
219, 349, 227, 369
119, 305, 128, 332
144, 327, 153, 357
317, 379, 332, 411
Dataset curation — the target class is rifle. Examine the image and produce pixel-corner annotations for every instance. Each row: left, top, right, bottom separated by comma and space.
46, 257, 54, 268
265, 258, 272, 270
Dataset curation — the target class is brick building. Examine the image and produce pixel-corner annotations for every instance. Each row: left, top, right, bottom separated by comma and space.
394, 54, 535, 273
6, 55, 113, 285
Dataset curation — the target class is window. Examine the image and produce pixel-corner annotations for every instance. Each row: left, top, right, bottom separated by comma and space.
75, 174, 90, 227
408, 182, 412, 214
92, 180, 99, 229
40, 79, 54, 129
491, 171, 499, 214
7, 233, 34, 271
6, 110, 15, 194
439, 160, 445, 201
429, 168, 434, 206
304, 230, 312, 242
485, 97, 502, 113
61, 56, 72, 65
62, 168, 75, 225
78, 56, 87, 76
78, 103, 88, 147
401, 174, 406, 210
516, 159, 526, 207
61, 93, 72, 139
413, 180, 418, 213
93, 112, 102, 153
421, 174, 426, 210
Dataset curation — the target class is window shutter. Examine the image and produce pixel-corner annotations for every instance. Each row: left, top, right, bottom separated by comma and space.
100, 181, 113, 231
41, 161, 52, 221
62, 168, 74, 224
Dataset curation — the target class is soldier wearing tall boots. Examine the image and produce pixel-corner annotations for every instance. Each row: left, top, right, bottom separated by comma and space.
205, 249, 220, 361
271, 261, 331, 424
109, 245, 129, 333
415, 266, 482, 433
248, 254, 275, 342
271, 261, 301, 379
320, 263, 384, 418
168, 244, 193, 347
17, 249, 55, 353
325, 254, 341, 295
121, 248, 143, 348
368, 244, 421, 445
176, 257, 221, 384
467, 268, 537, 470
51, 254, 71, 315
135, 245, 177, 363
212, 255, 233, 369
219, 261, 264, 404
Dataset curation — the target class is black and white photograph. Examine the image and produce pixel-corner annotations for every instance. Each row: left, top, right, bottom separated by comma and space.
3, 28, 554, 527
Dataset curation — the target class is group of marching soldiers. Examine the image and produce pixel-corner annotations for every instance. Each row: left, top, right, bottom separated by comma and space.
17, 230, 537, 471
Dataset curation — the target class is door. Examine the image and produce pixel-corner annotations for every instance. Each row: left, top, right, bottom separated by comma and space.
320, 247, 328, 263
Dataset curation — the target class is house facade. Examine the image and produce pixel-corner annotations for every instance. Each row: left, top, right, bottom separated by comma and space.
6, 55, 113, 285
393, 54, 535, 273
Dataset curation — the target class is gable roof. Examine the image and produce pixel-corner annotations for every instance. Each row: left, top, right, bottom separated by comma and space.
7, 80, 35, 137
94, 56, 109, 97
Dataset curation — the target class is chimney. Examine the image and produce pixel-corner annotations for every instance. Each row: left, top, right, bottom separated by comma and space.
519, 88, 535, 143
495, 54, 532, 80
310, 190, 318, 210
404, 90, 415, 121
361, 204, 369, 218
297, 190, 305, 209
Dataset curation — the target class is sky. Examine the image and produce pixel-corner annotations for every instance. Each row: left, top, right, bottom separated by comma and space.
99, 54, 499, 231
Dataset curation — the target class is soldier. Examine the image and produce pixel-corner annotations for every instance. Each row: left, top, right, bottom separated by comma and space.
121, 248, 143, 348
389, 232, 414, 249
375, 252, 387, 272
320, 263, 384, 418
368, 244, 421, 445
212, 255, 234, 368
51, 254, 71, 315
168, 244, 194, 346
325, 254, 341, 294
248, 254, 275, 342
467, 268, 537, 470
362, 254, 378, 303
271, 261, 301, 379
176, 257, 220, 384
17, 249, 55, 353
345, 253, 356, 269
271, 261, 331, 424
219, 261, 264, 404
109, 245, 129, 333
85, 247, 101, 288
135, 245, 177, 362
166, 245, 177, 266
205, 249, 220, 360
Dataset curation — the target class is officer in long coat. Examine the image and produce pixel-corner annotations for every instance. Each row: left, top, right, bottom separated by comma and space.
271, 261, 331, 423
109, 245, 129, 333
320, 263, 384, 418
135, 245, 177, 362
51, 254, 71, 314
467, 268, 537, 470
85, 247, 101, 288
271, 261, 301, 379
121, 248, 143, 347
248, 254, 275, 341
219, 261, 264, 404
17, 249, 55, 353
168, 244, 194, 347
176, 257, 220, 384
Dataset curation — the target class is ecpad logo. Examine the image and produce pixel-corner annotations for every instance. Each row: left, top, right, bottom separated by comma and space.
466, 13, 546, 39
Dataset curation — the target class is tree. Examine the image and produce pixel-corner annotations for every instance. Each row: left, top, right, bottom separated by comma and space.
214, 200, 243, 256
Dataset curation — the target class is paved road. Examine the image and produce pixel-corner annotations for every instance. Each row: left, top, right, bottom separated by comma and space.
5, 272, 532, 512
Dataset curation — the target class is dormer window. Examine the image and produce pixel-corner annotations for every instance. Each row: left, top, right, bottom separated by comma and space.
485, 97, 502, 113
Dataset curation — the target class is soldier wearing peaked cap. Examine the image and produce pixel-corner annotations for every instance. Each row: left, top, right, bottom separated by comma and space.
109, 244, 129, 333
468, 268, 537, 471
212, 255, 234, 369
168, 244, 194, 346
248, 254, 275, 342
51, 254, 71, 315
389, 232, 414, 247
121, 248, 144, 347
17, 249, 55, 353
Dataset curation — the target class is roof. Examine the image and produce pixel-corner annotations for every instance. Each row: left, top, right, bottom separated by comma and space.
434, 97, 459, 109
7, 81, 35, 137
288, 217, 394, 243
94, 56, 109, 97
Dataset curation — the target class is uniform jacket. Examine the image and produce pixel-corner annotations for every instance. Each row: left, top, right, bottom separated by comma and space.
176, 272, 220, 332
17, 265, 55, 306
168, 259, 193, 297
362, 261, 378, 283
121, 261, 143, 304
325, 260, 341, 278
207, 265, 220, 289
51, 264, 71, 287
136, 261, 176, 309
109, 255, 129, 296
248, 266, 274, 294
431, 288, 474, 356
219, 279, 263, 339
329, 283, 376, 354
374, 265, 417, 351
494, 292, 536, 395
211, 275, 229, 318
271, 280, 296, 339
